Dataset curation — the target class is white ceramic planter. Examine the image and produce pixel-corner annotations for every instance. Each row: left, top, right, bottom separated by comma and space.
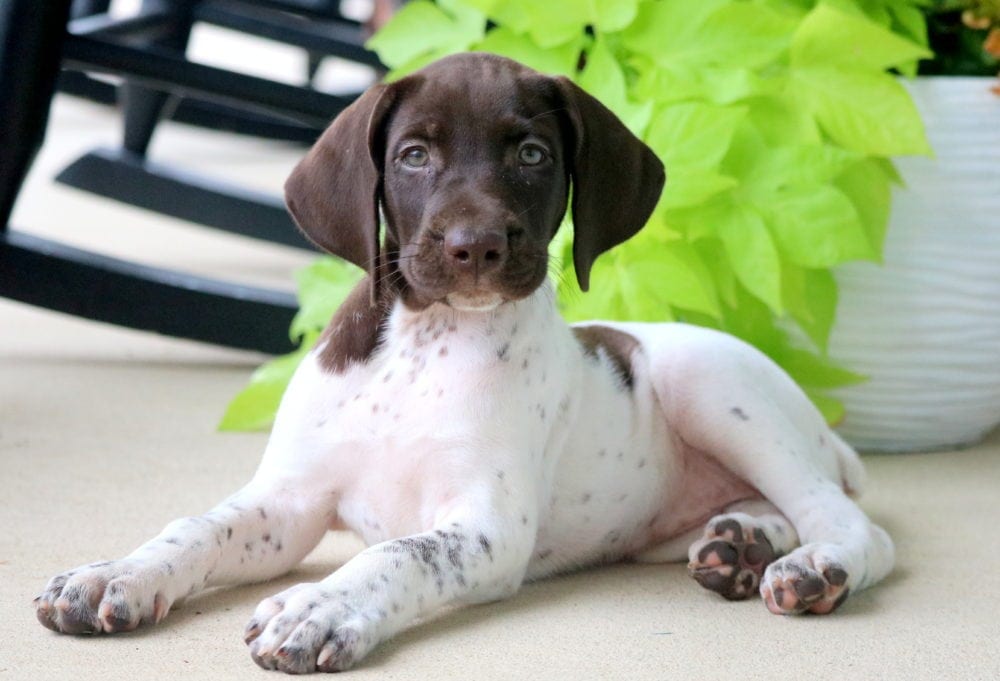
828, 77, 1000, 453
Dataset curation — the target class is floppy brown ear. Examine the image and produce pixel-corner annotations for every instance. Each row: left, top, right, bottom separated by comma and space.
554, 77, 665, 292
284, 83, 398, 299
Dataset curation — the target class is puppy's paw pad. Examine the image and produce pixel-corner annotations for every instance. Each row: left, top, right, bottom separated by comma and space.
247, 584, 378, 673
34, 561, 170, 634
760, 547, 850, 615
688, 513, 777, 601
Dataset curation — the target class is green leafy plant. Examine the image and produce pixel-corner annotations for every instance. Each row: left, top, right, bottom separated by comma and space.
221, 0, 933, 431
219, 259, 359, 431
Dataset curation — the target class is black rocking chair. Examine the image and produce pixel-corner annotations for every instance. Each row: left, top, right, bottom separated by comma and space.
0, 0, 380, 354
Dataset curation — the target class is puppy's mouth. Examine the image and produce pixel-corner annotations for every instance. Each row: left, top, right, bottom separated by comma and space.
395, 239, 548, 312
444, 291, 505, 312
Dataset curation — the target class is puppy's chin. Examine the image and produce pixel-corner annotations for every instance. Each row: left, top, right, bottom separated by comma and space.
445, 292, 505, 313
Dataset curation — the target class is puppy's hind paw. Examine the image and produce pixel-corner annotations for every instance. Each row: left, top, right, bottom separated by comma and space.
760, 544, 850, 615
688, 513, 778, 601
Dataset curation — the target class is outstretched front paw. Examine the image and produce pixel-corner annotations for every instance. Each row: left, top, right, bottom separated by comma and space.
760, 544, 850, 615
245, 583, 383, 674
34, 560, 171, 634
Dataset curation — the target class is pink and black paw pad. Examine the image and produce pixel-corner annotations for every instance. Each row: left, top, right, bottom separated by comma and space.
761, 557, 850, 615
688, 517, 778, 601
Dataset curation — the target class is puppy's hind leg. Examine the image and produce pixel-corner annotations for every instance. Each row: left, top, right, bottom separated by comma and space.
651, 328, 894, 615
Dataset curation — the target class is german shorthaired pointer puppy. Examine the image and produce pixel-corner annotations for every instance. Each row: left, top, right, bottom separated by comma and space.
35, 53, 894, 673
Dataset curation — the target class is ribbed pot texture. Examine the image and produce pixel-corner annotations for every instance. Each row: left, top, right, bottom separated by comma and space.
829, 77, 1000, 453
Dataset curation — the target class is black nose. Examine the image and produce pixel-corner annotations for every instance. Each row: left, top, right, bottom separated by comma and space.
443, 227, 507, 275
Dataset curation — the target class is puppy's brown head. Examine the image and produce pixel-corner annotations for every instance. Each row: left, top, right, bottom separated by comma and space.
285, 53, 664, 311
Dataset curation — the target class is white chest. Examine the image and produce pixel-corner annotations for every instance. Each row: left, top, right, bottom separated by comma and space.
261, 290, 581, 533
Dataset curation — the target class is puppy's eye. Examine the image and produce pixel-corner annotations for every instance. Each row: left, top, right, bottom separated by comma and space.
402, 147, 429, 168
518, 144, 546, 166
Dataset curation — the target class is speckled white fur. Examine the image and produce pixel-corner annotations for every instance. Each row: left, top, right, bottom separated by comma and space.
36, 281, 893, 672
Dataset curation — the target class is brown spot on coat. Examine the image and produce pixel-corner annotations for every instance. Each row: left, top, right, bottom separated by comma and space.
316, 275, 399, 373
731, 406, 749, 421
574, 325, 640, 390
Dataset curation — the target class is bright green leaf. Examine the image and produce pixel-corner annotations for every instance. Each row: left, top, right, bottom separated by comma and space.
473, 27, 583, 76
791, 2, 931, 71
720, 121, 771, 186
590, 0, 640, 32
699, 1, 798, 67
746, 94, 822, 146
519, 0, 591, 48
289, 257, 363, 341
782, 265, 838, 352
792, 67, 931, 156
695, 239, 739, 309
618, 267, 672, 322
619, 0, 728, 63
658, 169, 738, 210
781, 347, 868, 388
803, 388, 846, 425
717, 282, 789, 356
664, 195, 730, 241
619, 238, 722, 318
472, 0, 532, 33
461, 0, 498, 9
633, 65, 778, 106
715, 204, 784, 314
873, 157, 904, 186
382, 48, 455, 81
218, 332, 319, 431
747, 144, 862, 191
764, 185, 874, 268
366, 0, 485, 70
621, 0, 793, 69
560, 242, 713, 323
578, 37, 653, 135
218, 378, 285, 432
835, 158, 894, 256
509, 0, 640, 48
890, 3, 929, 48
646, 102, 747, 170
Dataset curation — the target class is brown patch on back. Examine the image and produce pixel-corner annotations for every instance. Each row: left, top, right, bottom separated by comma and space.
316, 273, 399, 373
572, 325, 640, 389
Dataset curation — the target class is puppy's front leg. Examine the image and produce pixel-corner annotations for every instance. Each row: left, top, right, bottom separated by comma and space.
35, 478, 329, 634
245, 485, 535, 673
